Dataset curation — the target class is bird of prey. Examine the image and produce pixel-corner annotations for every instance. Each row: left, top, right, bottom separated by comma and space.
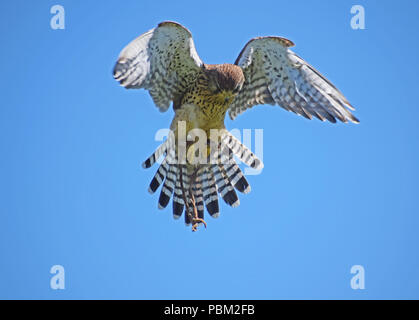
113, 21, 358, 231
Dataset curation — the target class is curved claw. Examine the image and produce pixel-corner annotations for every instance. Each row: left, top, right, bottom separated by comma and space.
191, 218, 207, 232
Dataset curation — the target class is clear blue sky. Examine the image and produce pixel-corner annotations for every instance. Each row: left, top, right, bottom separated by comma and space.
1, 0, 418, 299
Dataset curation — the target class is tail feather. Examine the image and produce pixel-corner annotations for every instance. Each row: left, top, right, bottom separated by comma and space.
158, 164, 176, 209
202, 168, 220, 218
193, 171, 205, 220
180, 165, 191, 224
148, 157, 169, 194
185, 204, 192, 225
222, 133, 263, 170
143, 131, 263, 228
142, 136, 174, 169
218, 141, 251, 194
157, 148, 176, 209
211, 164, 239, 208
223, 161, 250, 194
172, 166, 184, 219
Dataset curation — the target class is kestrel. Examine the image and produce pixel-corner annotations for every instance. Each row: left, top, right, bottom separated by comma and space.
113, 21, 359, 231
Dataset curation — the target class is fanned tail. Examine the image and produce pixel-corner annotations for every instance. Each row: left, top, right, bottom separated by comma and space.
142, 131, 263, 231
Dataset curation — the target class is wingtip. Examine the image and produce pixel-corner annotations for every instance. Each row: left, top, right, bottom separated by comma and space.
351, 115, 360, 124
346, 102, 356, 111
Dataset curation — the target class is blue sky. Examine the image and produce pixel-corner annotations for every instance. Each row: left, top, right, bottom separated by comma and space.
1, 0, 418, 299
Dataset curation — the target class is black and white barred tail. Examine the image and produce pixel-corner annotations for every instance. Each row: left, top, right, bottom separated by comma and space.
142, 131, 263, 226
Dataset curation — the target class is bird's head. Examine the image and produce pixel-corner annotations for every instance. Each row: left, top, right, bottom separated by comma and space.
203, 64, 244, 104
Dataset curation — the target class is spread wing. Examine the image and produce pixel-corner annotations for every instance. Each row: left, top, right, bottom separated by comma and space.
113, 21, 203, 112
229, 37, 359, 123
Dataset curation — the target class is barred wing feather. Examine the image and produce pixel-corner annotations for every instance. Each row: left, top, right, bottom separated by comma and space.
229, 37, 359, 123
113, 21, 203, 112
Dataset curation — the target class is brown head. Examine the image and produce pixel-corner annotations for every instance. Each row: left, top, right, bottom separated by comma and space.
203, 64, 244, 96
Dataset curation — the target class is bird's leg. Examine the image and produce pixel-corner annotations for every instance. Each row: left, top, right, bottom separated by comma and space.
189, 169, 207, 232
179, 166, 205, 232
190, 190, 207, 231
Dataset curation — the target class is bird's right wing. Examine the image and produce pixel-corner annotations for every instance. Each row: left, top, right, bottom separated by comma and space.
229, 37, 359, 123
113, 21, 203, 112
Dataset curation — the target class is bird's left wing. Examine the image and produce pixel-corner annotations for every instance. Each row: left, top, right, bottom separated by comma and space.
113, 21, 203, 112
229, 37, 359, 123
